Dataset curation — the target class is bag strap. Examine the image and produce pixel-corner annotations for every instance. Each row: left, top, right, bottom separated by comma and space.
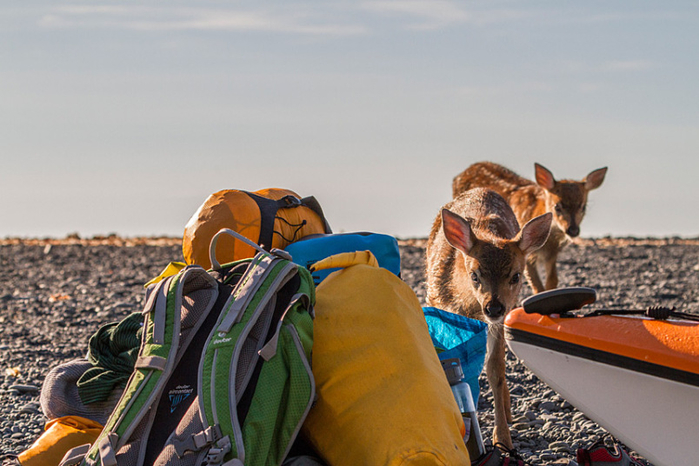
244, 192, 286, 251
209, 228, 269, 270
79, 274, 182, 465
59, 443, 91, 466
244, 192, 333, 253
80, 267, 218, 466
199, 252, 301, 465
310, 250, 379, 272
259, 292, 311, 361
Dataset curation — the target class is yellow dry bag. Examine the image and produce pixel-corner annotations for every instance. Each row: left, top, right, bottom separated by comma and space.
301, 251, 470, 466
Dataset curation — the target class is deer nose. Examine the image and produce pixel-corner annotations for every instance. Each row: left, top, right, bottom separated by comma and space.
484, 299, 505, 319
567, 225, 580, 237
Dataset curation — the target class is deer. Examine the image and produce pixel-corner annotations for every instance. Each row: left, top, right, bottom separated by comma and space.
452, 162, 607, 293
425, 187, 552, 449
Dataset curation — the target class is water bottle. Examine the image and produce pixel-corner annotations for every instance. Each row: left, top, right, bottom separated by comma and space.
441, 358, 485, 459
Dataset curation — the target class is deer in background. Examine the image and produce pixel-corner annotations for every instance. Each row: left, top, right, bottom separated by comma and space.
426, 187, 552, 449
452, 162, 607, 293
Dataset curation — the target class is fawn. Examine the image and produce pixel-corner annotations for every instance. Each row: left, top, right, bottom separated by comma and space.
452, 162, 607, 293
426, 187, 552, 449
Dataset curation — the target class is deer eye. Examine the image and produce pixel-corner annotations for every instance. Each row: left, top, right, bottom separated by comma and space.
510, 273, 521, 285
554, 204, 563, 214
582, 205, 587, 214
471, 272, 480, 284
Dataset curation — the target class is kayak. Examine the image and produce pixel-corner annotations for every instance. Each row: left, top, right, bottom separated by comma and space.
504, 289, 699, 466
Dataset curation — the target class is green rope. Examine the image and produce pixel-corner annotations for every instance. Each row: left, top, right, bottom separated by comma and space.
77, 312, 143, 404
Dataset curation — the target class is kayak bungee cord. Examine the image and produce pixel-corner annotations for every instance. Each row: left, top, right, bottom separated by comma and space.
521, 287, 699, 321
581, 305, 699, 322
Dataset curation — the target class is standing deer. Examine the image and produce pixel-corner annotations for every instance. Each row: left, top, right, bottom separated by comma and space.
452, 162, 607, 293
426, 188, 552, 449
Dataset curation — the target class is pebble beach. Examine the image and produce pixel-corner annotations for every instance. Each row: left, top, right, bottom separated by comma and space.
2, 235, 698, 465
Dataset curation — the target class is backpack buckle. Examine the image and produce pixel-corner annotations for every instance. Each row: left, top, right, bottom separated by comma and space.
58, 443, 91, 466
271, 248, 292, 261
206, 448, 226, 465
281, 195, 302, 207
205, 437, 232, 465
174, 425, 222, 457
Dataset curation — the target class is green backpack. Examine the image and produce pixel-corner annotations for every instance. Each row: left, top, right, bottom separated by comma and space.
60, 229, 316, 466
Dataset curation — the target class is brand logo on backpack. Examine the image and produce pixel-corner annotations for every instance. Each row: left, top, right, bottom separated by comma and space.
168, 385, 194, 413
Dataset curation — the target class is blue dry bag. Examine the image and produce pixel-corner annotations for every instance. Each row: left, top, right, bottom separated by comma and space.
423, 307, 488, 404
284, 232, 401, 285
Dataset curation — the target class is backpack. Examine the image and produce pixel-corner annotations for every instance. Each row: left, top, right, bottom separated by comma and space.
284, 232, 401, 286
60, 229, 316, 466
183, 188, 332, 269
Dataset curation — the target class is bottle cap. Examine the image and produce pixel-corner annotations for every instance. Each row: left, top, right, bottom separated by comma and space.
441, 358, 464, 385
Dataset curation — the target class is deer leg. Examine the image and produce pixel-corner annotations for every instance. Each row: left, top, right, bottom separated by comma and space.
543, 253, 559, 290
504, 375, 512, 423
486, 326, 512, 449
525, 255, 545, 294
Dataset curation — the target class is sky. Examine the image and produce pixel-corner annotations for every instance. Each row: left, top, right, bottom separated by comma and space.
2, 1, 698, 240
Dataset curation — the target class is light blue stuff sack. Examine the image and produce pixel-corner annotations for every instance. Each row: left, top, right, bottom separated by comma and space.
423, 307, 488, 405
284, 232, 401, 286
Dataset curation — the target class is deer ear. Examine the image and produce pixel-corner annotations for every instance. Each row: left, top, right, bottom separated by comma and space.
585, 167, 607, 191
441, 209, 477, 255
515, 212, 552, 256
534, 163, 556, 190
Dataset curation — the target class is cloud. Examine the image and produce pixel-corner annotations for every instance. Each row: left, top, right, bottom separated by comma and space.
38, 5, 366, 35
578, 82, 605, 93
360, 1, 534, 30
602, 60, 654, 72
361, 0, 471, 29
456, 81, 554, 98
32, 2, 537, 35
563, 59, 655, 74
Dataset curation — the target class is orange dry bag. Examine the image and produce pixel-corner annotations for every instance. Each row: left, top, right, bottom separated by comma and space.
182, 188, 331, 269
18, 416, 102, 466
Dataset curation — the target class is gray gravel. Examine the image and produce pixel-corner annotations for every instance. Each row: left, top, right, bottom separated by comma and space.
0, 242, 180, 465
2, 237, 699, 465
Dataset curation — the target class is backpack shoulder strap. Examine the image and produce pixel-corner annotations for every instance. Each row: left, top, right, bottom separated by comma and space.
196, 252, 303, 465
78, 267, 218, 466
